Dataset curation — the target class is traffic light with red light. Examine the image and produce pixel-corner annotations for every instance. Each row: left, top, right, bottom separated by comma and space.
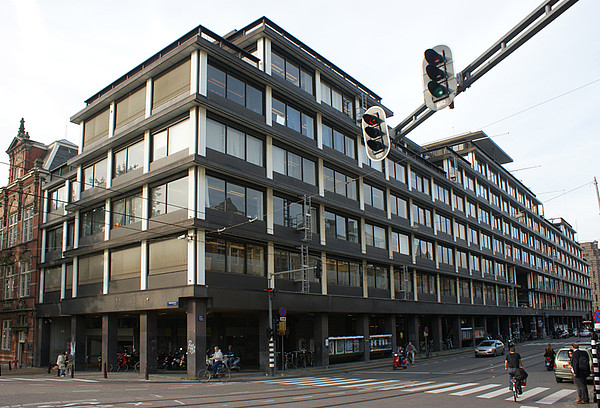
361, 106, 390, 161
423, 45, 456, 111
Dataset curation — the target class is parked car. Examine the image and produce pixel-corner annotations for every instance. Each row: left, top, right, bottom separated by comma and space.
474, 340, 505, 357
554, 346, 593, 383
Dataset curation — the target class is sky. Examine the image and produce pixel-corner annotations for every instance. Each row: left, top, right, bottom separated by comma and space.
1, 0, 599, 243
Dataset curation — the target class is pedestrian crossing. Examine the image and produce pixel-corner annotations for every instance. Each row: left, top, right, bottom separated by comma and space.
256, 376, 577, 405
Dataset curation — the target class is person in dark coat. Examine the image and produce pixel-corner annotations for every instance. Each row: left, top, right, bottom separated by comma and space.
570, 343, 590, 404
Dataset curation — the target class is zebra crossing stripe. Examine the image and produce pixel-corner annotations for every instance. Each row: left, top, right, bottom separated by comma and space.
338, 379, 396, 388
504, 387, 549, 401
426, 382, 478, 394
401, 382, 457, 392
534, 389, 576, 404
477, 387, 514, 399
450, 383, 501, 396
379, 381, 433, 390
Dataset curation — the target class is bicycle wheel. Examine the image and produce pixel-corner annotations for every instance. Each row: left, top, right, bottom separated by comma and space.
197, 368, 211, 382
219, 367, 231, 382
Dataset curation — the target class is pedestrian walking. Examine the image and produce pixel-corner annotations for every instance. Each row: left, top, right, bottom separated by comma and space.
570, 343, 590, 404
56, 351, 68, 377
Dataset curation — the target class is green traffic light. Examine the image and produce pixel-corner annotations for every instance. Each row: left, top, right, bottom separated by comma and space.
428, 81, 448, 98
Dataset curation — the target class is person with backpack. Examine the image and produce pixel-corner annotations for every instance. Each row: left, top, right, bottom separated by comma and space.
570, 343, 590, 404
504, 347, 524, 393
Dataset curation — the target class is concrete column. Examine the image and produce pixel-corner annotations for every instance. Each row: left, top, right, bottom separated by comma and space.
102, 314, 118, 372
407, 315, 419, 347
357, 314, 370, 362
470, 316, 476, 346
385, 315, 397, 354
139, 311, 157, 374
313, 313, 329, 367
259, 311, 269, 372
453, 316, 462, 349
186, 298, 207, 379
35, 318, 51, 367
70, 315, 86, 371
431, 316, 443, 351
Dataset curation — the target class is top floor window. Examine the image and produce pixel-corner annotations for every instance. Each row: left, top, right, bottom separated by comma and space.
320, 81, 354, 119
271, 51, 313, 95
115, 86, 146, 130
83, 108, 109, 150
207, 63, 263, 115
153, 59, 191, 110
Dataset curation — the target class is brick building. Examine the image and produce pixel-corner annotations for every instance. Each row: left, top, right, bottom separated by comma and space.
0, 119, 77, 367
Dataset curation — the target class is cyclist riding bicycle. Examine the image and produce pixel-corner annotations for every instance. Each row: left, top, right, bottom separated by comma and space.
406, 341, 416, 364
209, 346, 224, 376
505, 347, 524, 394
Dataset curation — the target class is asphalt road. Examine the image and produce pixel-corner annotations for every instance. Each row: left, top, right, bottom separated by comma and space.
0, 338, 590, 408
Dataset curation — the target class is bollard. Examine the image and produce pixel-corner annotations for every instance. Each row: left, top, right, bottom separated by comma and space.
0, 362, 2, 376
48, 362, 52, 374
71, 363, 74, 378
145, 362, 149, 381
103, 362, 107, 379
8, 361, 11, 371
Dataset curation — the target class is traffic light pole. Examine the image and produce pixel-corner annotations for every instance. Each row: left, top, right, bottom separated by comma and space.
266, 266, 319, 376
392, 0, 578, 143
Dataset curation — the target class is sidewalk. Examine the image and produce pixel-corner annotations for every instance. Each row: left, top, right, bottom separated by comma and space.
0, 346, 472, 383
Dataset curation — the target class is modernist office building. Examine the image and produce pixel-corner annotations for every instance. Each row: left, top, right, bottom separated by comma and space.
582, 241, 600, 313
36, 18, 591, 375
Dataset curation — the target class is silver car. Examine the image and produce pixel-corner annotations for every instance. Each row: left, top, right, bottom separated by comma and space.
474, 340, 505, 357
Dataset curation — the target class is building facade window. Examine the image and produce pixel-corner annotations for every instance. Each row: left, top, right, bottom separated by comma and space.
110, 246, 141, 280
326, 258, 361, 287
114, 139, 144, 178
365, 223, 386, 249
7, 213, 18, 247
321, 123, 355, 159
441, 276, 456, 296
83, 158, 107, 191
80, 207, 105, 237
366, 264, 389, 289
272, 146, 315, 184
48, 186, 67, 214
206, 176, 263, 220
390, 161, 406, 183
320, 81, 354, 119
324, 210, 359, 243
438, 245, 454, 265
391, 231, 410, 255
412, 204, 432, 228
414, 237, 434, 261
436, 213, 452, 235
323, 167, 357, 200
152, 118, 190, 161
151, 176, 188, 217
20, 206, 33, 243
83, 108, 109, 149
273, 196, 317, 232
271, 51, 313, 95
390, 194, 408, 218
115, 86, 146, 129
4, 265, 15, 299
19, 261, 31, 297
272, 96, 314, 139
207, 63, 263, 115
410, 170, 430, 195
148, 238, 187, 276
363, 183, 385, 210
416, 272, 436, 295
46, 226, 63, 252
207, 118, 264, 167
205, 238, 264, 276
112, 192, 143, 228
152, 59, 191, 110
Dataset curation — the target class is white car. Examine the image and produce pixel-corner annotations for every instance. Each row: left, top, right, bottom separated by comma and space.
474, 340, 505, 357
579, 328, 591, 337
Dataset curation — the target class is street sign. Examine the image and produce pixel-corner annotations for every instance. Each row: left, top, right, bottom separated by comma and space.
279, 307, 287, 317
279, 316, 286, 322
424, 326, 429, 337
594, 310, 600, 323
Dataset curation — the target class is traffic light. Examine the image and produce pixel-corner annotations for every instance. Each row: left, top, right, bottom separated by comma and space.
315, 260, 322, 280
422, 45, 457, 111
361, 106, 390, 162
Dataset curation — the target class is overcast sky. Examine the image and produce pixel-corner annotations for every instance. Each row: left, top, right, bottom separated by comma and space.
2, 0, 599, 243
